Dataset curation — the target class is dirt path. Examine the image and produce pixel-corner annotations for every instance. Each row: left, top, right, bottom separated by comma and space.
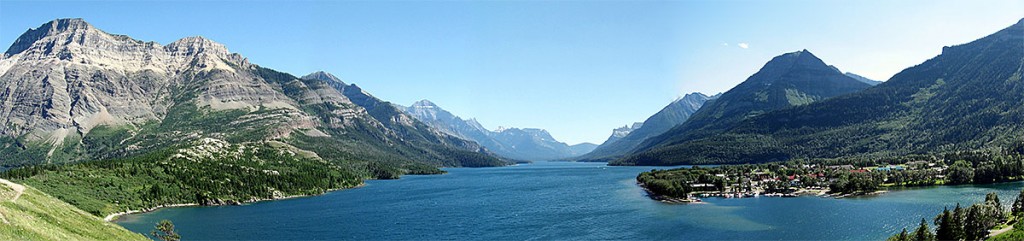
0, 178, 25, 202
0, 178, 26, 224
989, 225, 1014, 238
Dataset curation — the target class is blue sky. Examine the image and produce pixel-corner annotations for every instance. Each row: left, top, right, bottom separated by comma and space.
1, 0, 1021, 145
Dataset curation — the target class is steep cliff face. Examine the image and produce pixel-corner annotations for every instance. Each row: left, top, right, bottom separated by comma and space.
0, 19, 504, 168
0, 19, 307, 145
605, 122, 644, 145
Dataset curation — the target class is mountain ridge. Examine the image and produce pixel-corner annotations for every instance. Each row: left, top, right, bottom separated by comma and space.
573, 92, 714, 162
0, 18, 506, 169
616, 18, 1024, 166
612, 49, 873, 165
401, 99, 588, 161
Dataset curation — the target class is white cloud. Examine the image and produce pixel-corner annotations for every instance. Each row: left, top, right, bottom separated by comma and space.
721, 43, 729, 46
737, 43, 749, 49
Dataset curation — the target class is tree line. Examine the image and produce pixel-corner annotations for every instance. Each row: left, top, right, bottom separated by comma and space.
888, 190, 1024, 241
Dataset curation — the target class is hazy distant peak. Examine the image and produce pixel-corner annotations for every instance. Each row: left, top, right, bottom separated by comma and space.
676, 92, 710, 102
466, 118, 486, 130
412, 99, 438, 107
844, 72, 882, 86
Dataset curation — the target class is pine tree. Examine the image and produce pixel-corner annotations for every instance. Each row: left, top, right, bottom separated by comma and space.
952, 203, 966, 240
151, 219, 181, 241
913, 218, 936, 241
964, 205, 989, 241
934, 207, 955, 241
986, 192, 1001, 207
888, 228, 910, 241
1012, 190, 1024, 217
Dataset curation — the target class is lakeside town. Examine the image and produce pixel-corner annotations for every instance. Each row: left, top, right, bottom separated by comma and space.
637, 150, 1024, 203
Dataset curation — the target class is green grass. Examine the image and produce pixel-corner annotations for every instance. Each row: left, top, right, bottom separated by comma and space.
4, 140, 362, 217
989, 227, 1024, 241
0, 181, 147, 241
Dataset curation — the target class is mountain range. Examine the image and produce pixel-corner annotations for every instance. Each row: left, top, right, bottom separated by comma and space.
573, 92, 714, 162
615, 18, 1024, 165
401, 100, 595, 161
0, 18, 507, 170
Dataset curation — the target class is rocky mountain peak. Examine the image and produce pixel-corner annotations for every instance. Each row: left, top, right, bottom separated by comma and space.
745, 49, 849, 87
466, 118, 486, 131
611, 122, 643, 138
785, 50, 827, 68
301, 71, 345, 85
5, 18, 96, 56
412, 99, 438, 108
165, 36, 230, 57
677, 92, 710, 105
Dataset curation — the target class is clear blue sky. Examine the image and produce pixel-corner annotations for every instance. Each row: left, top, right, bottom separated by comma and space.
1, 0, 1021, 145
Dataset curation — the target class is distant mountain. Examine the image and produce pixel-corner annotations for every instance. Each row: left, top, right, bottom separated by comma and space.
398, 99, 509, 156
844, 72, 882, 86
402, 100, 586, 161
604, 122, 644, 145
299, 72, 481, 156
574, 92, 714, 162
0, 18, 506, 171
615, 50, 873, 165
569, 142, 599, 156
617, 19, 1024, 166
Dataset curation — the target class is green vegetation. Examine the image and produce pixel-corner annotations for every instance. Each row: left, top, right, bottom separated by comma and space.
990, 228, 1024, 241
151, 220, 180, 241
989, 190, 1024, 240
637, 149, 1024, 198
1, 139, 360, 217
887, 219, 935, 241
890, 191, 1019, 241
0, 180, 147, 240
0, 64, 507, 224
617, 20, 1024, 166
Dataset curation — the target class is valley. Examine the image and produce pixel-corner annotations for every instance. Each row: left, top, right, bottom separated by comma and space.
0, 2, 1021, 240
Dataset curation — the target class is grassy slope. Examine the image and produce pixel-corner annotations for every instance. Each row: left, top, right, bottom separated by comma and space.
0, 180, 146, 240
990, 228, 1024, 241
4, 140, 362, 217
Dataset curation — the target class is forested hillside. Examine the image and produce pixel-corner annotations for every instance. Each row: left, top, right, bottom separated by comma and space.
617, 19, 1024, 166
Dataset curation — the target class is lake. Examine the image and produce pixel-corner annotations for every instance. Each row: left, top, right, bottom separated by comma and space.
115, 161, 1024, 240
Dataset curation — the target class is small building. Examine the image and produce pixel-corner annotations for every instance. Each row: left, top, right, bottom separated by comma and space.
828, 165, 856, 170
876, 165, 905, 171
850, 169, 869, 173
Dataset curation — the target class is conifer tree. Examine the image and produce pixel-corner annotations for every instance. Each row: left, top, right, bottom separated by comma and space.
913, 218, 936, 241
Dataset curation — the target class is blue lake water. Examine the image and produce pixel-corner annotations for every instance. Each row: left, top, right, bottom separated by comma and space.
116, 161, 1024, 240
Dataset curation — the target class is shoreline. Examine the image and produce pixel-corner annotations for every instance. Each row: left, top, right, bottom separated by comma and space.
637, 182, 702, 204
639, 184, 910, 203
637, 182, 897, 203
832, 190, 888, 198
105, 183, 366, 222
104, 165, 480, 222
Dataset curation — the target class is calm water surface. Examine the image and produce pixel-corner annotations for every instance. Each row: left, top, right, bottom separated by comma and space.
116, 161, 1024, 240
